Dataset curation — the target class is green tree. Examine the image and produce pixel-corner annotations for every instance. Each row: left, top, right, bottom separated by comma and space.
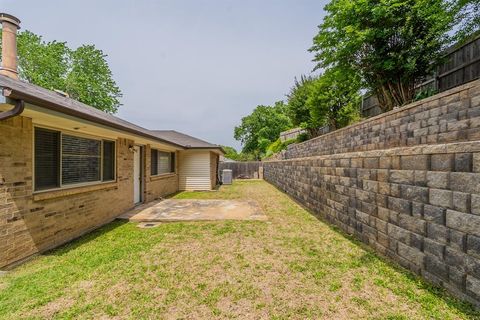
234, 101, 292, 158
306, 67, 361, 131
222, 146, 239, 160
16, 31, 70, 91
221, 146, 256, 161
66, 45, 122, 113
286, 75, 317, 128
0, 30, 122, 113
310, 0, 457, 111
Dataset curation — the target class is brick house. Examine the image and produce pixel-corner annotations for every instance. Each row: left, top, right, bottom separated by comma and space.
0, 13, 223, 268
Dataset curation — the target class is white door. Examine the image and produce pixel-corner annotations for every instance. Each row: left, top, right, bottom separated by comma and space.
133, 146, 142, 204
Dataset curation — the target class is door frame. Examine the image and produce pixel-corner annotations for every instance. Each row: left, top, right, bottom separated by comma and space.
133, 145, 144, 205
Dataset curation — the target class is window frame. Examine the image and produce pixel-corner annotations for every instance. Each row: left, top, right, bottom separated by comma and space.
150, 149, 176, 177
33, 126, 117, 193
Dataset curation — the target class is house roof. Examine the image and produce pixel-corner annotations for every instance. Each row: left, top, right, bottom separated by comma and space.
152, 130, 221, 149
0, 75, 223, 152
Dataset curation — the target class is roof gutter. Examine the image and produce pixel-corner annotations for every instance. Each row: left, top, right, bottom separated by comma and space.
3, 87, 186, 149
0, 88, 24, 121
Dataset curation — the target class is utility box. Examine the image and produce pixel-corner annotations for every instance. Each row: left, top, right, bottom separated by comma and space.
222, 169, 232, 185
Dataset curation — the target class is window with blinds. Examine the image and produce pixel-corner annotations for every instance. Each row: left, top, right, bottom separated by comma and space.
34, 128, 60, 190
34, 128, 116, 191
103, 140, 115, 181
150, 150, 175, 175
62, 134, 101, 185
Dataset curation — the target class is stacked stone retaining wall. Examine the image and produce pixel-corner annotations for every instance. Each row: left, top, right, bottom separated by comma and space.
264, 79, 480, 306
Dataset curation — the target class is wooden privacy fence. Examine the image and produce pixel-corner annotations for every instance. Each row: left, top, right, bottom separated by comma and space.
219, 161, 263, 179
361, 34, 480, 118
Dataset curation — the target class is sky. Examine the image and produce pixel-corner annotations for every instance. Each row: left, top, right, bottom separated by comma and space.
0, 0, 327, 150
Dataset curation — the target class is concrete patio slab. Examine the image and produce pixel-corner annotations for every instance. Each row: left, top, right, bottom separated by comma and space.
118, 199, 267, 222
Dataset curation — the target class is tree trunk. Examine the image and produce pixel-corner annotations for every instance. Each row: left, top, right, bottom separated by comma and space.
376, 79, 415, 112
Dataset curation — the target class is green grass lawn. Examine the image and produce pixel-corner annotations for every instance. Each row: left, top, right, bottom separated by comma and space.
0, 180, 479, 319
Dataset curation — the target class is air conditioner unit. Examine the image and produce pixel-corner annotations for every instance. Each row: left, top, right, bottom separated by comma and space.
222, 169, 232, 185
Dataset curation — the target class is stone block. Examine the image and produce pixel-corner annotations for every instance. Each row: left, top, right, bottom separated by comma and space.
363, 180, 378, 193
412, 202, 424, 218
467, 235, 480, 258
410, 232, 424, 250
445, 247, 467, 269
455, 153, 473, 172
375, 218, 388, 233
376, 193, 388, 208
351, 158, 363, 168
446, 209, 480, 236
429, 188, 452, 208
450, 172, 480, 194
431, 153, 454, 172
424, 271, 444, 288
401, 155, 430, 170
424, 238, 445, 259
378, 182, 390, 195
391, 156, 401, 170
388, 223, 410, 244
378, 207, 390, 221
425, 254, 448, 280
427, 222, 448, 244
426, 172, 449, 189
390, 184, 401, 197
388, 196, 412, 215
389, 170, 414, 184
398, 242, 424, 266
379, 157, 392, 169
414, 171, 427, 187
467, 256, 480, 279
452, 192, 471, 213
377, 169, 389, 182
364, 157, 379, 169
449, 229, 466, 252
449, 266, 466, 288
471, 194, 480, 215
424, 204, 446, 224
398, 213, 426, 235
400, 185, 429, 202
466, 275, 480, 299
473, 153, 480, 173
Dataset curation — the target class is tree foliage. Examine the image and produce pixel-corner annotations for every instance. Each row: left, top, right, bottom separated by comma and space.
65, 45, 122, 113
234, 101, 292, 158
221, 146, 256, 161
284, 67, 361, 139
306, 67, 361, 131
286, 75, 317, 128
310, 0, 457, 111
0, 30, 122, 113
264, 138, 297, 159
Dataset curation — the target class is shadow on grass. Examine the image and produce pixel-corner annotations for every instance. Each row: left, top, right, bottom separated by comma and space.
43, 219, 129, 257
268, 183, 480, 318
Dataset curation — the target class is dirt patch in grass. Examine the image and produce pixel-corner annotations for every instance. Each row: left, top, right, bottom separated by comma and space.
0, 180, 478, 319
30, 296, 76, 319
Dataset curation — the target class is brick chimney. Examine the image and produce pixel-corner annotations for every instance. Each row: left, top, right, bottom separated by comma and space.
0, 13, 21, 79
